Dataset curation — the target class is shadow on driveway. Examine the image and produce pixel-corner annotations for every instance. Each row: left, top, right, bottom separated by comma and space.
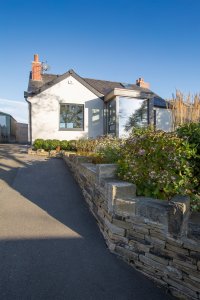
0, 144, 174, 300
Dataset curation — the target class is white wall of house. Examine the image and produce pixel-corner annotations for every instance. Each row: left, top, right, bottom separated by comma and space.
155, 108, 172, 131
28, 75, 104, 142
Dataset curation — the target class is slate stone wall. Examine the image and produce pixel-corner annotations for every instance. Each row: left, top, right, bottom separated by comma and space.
63, 154, 200, 300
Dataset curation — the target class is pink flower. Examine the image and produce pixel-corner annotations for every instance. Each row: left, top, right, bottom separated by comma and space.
138, 149, 146, 155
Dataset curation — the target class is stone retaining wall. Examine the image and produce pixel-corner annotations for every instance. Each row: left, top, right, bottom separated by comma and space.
63, 154, 200, 300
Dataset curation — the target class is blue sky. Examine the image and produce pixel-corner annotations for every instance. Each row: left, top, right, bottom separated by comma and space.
0, 0, 200, 122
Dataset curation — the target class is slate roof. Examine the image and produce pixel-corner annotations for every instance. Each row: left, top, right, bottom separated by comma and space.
83, 78, 124, 95
153, 96, 169, 108
83, 78, 155, 95
26, 69, 167, 108
27, 70, 103, 98
28, 72, 57, 92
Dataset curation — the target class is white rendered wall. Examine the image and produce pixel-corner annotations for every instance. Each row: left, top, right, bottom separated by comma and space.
28, 76, 104, 142
155, 108, 172, 132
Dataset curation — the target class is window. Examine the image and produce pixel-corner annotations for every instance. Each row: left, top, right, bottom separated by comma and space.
108, 100, 116, 134
59, 104, 84, 130
119, 97, 148, 132
92, 109, 100, 122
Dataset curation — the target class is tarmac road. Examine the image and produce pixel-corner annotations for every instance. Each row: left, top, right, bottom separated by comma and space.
0, 144, 174, 300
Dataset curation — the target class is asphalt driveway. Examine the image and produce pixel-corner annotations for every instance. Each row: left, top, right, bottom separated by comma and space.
0, 144, 174, 300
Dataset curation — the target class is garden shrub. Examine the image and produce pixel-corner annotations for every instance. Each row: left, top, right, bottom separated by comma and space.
33, 139, 44, 150
33, 138, 98, 152
190, 194, 200, 212
42, 139, 53, 151
177, 122, 200, 195
117, 128, 197, 200
50, 139, 60, 150
35, 139, 60, 151
60, 140, 69, 151
67, 140, 77, 151
92, 135, 123, 164
75, 139, 98, 153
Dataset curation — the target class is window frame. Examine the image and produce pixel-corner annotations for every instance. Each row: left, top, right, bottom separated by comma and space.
59, 103, 84, 131
107, 100, 116, 135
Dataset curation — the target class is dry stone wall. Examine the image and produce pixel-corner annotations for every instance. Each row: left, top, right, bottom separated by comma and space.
63, 154, 200, 300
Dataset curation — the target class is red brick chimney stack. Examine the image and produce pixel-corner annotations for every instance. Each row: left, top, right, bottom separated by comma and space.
32, 54, 42, 81
136, 77, 150, 89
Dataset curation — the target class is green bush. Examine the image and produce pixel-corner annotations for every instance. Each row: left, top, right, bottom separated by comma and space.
50, 139, 60, 150
67, 140, 77, 151
177, 122, 200, 195
93, 136, 123, 163
117, 128, 197, 200
190, 194, 200, 212
33, 139, 76, 151
60, 140, 69, 151
75, 139, 98, 153
33, 139, 44, 150
42, 139, 52, 151
39, 139, 60, 151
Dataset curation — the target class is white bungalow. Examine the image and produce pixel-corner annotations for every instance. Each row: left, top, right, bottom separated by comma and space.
24, 54, 171, 143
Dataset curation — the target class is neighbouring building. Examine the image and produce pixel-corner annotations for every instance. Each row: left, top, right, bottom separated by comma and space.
0, 112, 28, 143
0, 112, 17, 143
16, 123, 28, 144
24, 54, 172, 143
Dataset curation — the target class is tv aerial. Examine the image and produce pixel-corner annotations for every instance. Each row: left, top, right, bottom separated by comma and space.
42, 61, 50, 73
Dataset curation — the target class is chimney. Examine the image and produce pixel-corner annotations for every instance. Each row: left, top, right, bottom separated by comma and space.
136, 77, 150, 89
31, 54, 42, 81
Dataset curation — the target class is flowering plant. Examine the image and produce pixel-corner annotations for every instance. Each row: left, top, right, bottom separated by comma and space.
75, 139, 98, 153
117, 128, 197, 200
92, 135, 123, 164
177, 123, 200, 195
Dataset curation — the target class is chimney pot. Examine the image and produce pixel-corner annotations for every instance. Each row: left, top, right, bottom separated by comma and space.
34, 54, 39, 62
